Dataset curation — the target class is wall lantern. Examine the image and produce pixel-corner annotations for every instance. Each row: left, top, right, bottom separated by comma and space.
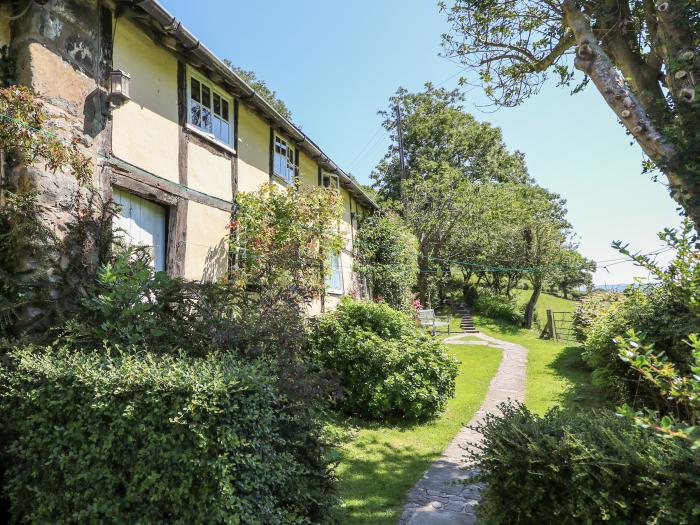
110, 70, 131, 103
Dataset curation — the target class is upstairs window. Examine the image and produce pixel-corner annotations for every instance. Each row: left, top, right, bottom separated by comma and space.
189, 72, 233, 145
326, 253, 343, 293
321, 172, 340, 191
273, 136, 297, 184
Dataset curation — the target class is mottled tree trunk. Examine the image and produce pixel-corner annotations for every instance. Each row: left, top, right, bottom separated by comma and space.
563, 0, 700, 230
523, 279, 542, 329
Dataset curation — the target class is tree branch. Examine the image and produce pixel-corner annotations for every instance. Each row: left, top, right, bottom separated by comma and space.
532, 32, 576, 72
562, 1, 675, 164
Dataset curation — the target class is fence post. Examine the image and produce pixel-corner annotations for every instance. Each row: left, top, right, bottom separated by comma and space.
546, 309, 557, 340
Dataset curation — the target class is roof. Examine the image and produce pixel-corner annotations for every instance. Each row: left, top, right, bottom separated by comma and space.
117, 0, 379, 210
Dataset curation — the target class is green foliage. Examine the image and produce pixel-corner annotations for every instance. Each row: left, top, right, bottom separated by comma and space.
574, 221, 700, 445
355, 212, 418, 310
0, 86, 91, 183
310, 299, 458, 421
370, 86, 531, 304
440, 1, 700, 227
224, 60, 292, 120
473, 403, 700, 525
0, 346, 336, 524
474, 289, 523, 324
231, 183, 343, 302
56, 248, 236, 357
546, 247, 596, 299
572, 290, 625, 344
579, 285, 695, 405
617, 332, 700, 447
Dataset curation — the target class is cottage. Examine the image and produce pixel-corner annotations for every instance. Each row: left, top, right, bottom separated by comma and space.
0, 0, 378, 311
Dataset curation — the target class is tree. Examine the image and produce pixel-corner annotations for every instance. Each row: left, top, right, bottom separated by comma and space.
354, 211, 419, 310
508, 184, 571, 328
547, 246, 596, 298
223, 60, 293, 120
371, 85, 530, 304
441, 1, 700, 229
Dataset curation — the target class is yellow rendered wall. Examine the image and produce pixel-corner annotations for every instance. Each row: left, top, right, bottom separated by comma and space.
298, 151, 318, 189
112, 19, 179, 183
187, 142, 233, 202
183, 201, 230, 282
236, 104, 270, 193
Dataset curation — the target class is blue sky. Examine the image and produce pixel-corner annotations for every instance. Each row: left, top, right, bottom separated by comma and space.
162, 0, 680, 285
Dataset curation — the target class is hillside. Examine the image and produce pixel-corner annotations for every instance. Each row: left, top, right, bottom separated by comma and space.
513, 290, 577, 329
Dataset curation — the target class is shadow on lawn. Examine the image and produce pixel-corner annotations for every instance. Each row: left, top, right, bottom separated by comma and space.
549, 346, 606, 410
338, 432, 435, 525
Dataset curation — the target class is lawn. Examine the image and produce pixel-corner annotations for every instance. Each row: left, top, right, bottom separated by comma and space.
335, 343, 502, 525
513, 289, 578, 330
473, 314, 604, 415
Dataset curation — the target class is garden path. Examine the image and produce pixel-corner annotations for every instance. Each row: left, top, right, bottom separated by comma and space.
398, 332, 528, 525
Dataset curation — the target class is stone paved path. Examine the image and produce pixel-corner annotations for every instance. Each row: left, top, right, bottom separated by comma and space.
398, 332, 528, 525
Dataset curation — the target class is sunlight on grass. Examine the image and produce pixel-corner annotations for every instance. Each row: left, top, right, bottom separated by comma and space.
335, 343, 502, 525
473, 314, 604, 415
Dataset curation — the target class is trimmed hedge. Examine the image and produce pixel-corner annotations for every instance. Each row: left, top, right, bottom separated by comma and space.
0, 347, 336, 524
473, 403, 700, 525
311, 299, 458, 421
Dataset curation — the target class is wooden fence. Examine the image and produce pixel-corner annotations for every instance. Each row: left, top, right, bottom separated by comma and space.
542, 309, 577, 342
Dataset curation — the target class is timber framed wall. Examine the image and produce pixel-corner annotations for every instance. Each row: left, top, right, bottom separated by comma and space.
5, 0, 376, 300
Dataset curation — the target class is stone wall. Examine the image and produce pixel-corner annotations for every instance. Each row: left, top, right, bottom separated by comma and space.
8, 0, 111, 244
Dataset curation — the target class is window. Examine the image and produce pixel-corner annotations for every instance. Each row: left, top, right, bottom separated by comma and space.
189, 72, 233, 145
326, 253, 343, 293
321, 172, 340, 191
273, 135, 298, 184
113, 189, 168, 272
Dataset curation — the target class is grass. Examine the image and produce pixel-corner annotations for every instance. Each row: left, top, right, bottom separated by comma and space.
511, 289, 578, 331
335, 343, 502, 525
473, 314, 604, 415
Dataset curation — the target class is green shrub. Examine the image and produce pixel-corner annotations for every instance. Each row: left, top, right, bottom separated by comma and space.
576, 286, 696, 405
310, 299, 458, 421
0, 347, 336, 524
572, 290, 625, 344
474, 289, 522, 324
473, 403, 700, 525
355, 212, 419, 311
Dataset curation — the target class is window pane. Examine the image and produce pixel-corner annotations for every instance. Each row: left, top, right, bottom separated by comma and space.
213, 117, 221, 142
219, 121, 230, 144
202, 106, 212, 132
191, 78, 200, 103
213, 93, 221, 116
222, 99, 229, 120
201, 85, 211, 108
191, 102, 202, 127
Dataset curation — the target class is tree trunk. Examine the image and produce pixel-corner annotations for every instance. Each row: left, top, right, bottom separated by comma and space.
563, 1, 700, 230
418, 262, 431, 308
523, 280, 542, 329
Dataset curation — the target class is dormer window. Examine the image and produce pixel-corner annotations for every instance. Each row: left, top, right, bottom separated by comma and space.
321, 172, 340, 191
188, 70, 233, 145
273, 135, 298, 184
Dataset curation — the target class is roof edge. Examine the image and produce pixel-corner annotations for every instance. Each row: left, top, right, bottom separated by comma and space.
124, 0, 379, 210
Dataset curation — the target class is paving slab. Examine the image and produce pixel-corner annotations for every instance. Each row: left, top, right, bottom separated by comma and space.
398, 332, 527, 525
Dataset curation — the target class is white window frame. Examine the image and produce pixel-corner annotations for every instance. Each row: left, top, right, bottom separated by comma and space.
321, 171, 340, 191
273, 135, 298, 184
326, 252, 344, 294
187, 67, 234, 147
